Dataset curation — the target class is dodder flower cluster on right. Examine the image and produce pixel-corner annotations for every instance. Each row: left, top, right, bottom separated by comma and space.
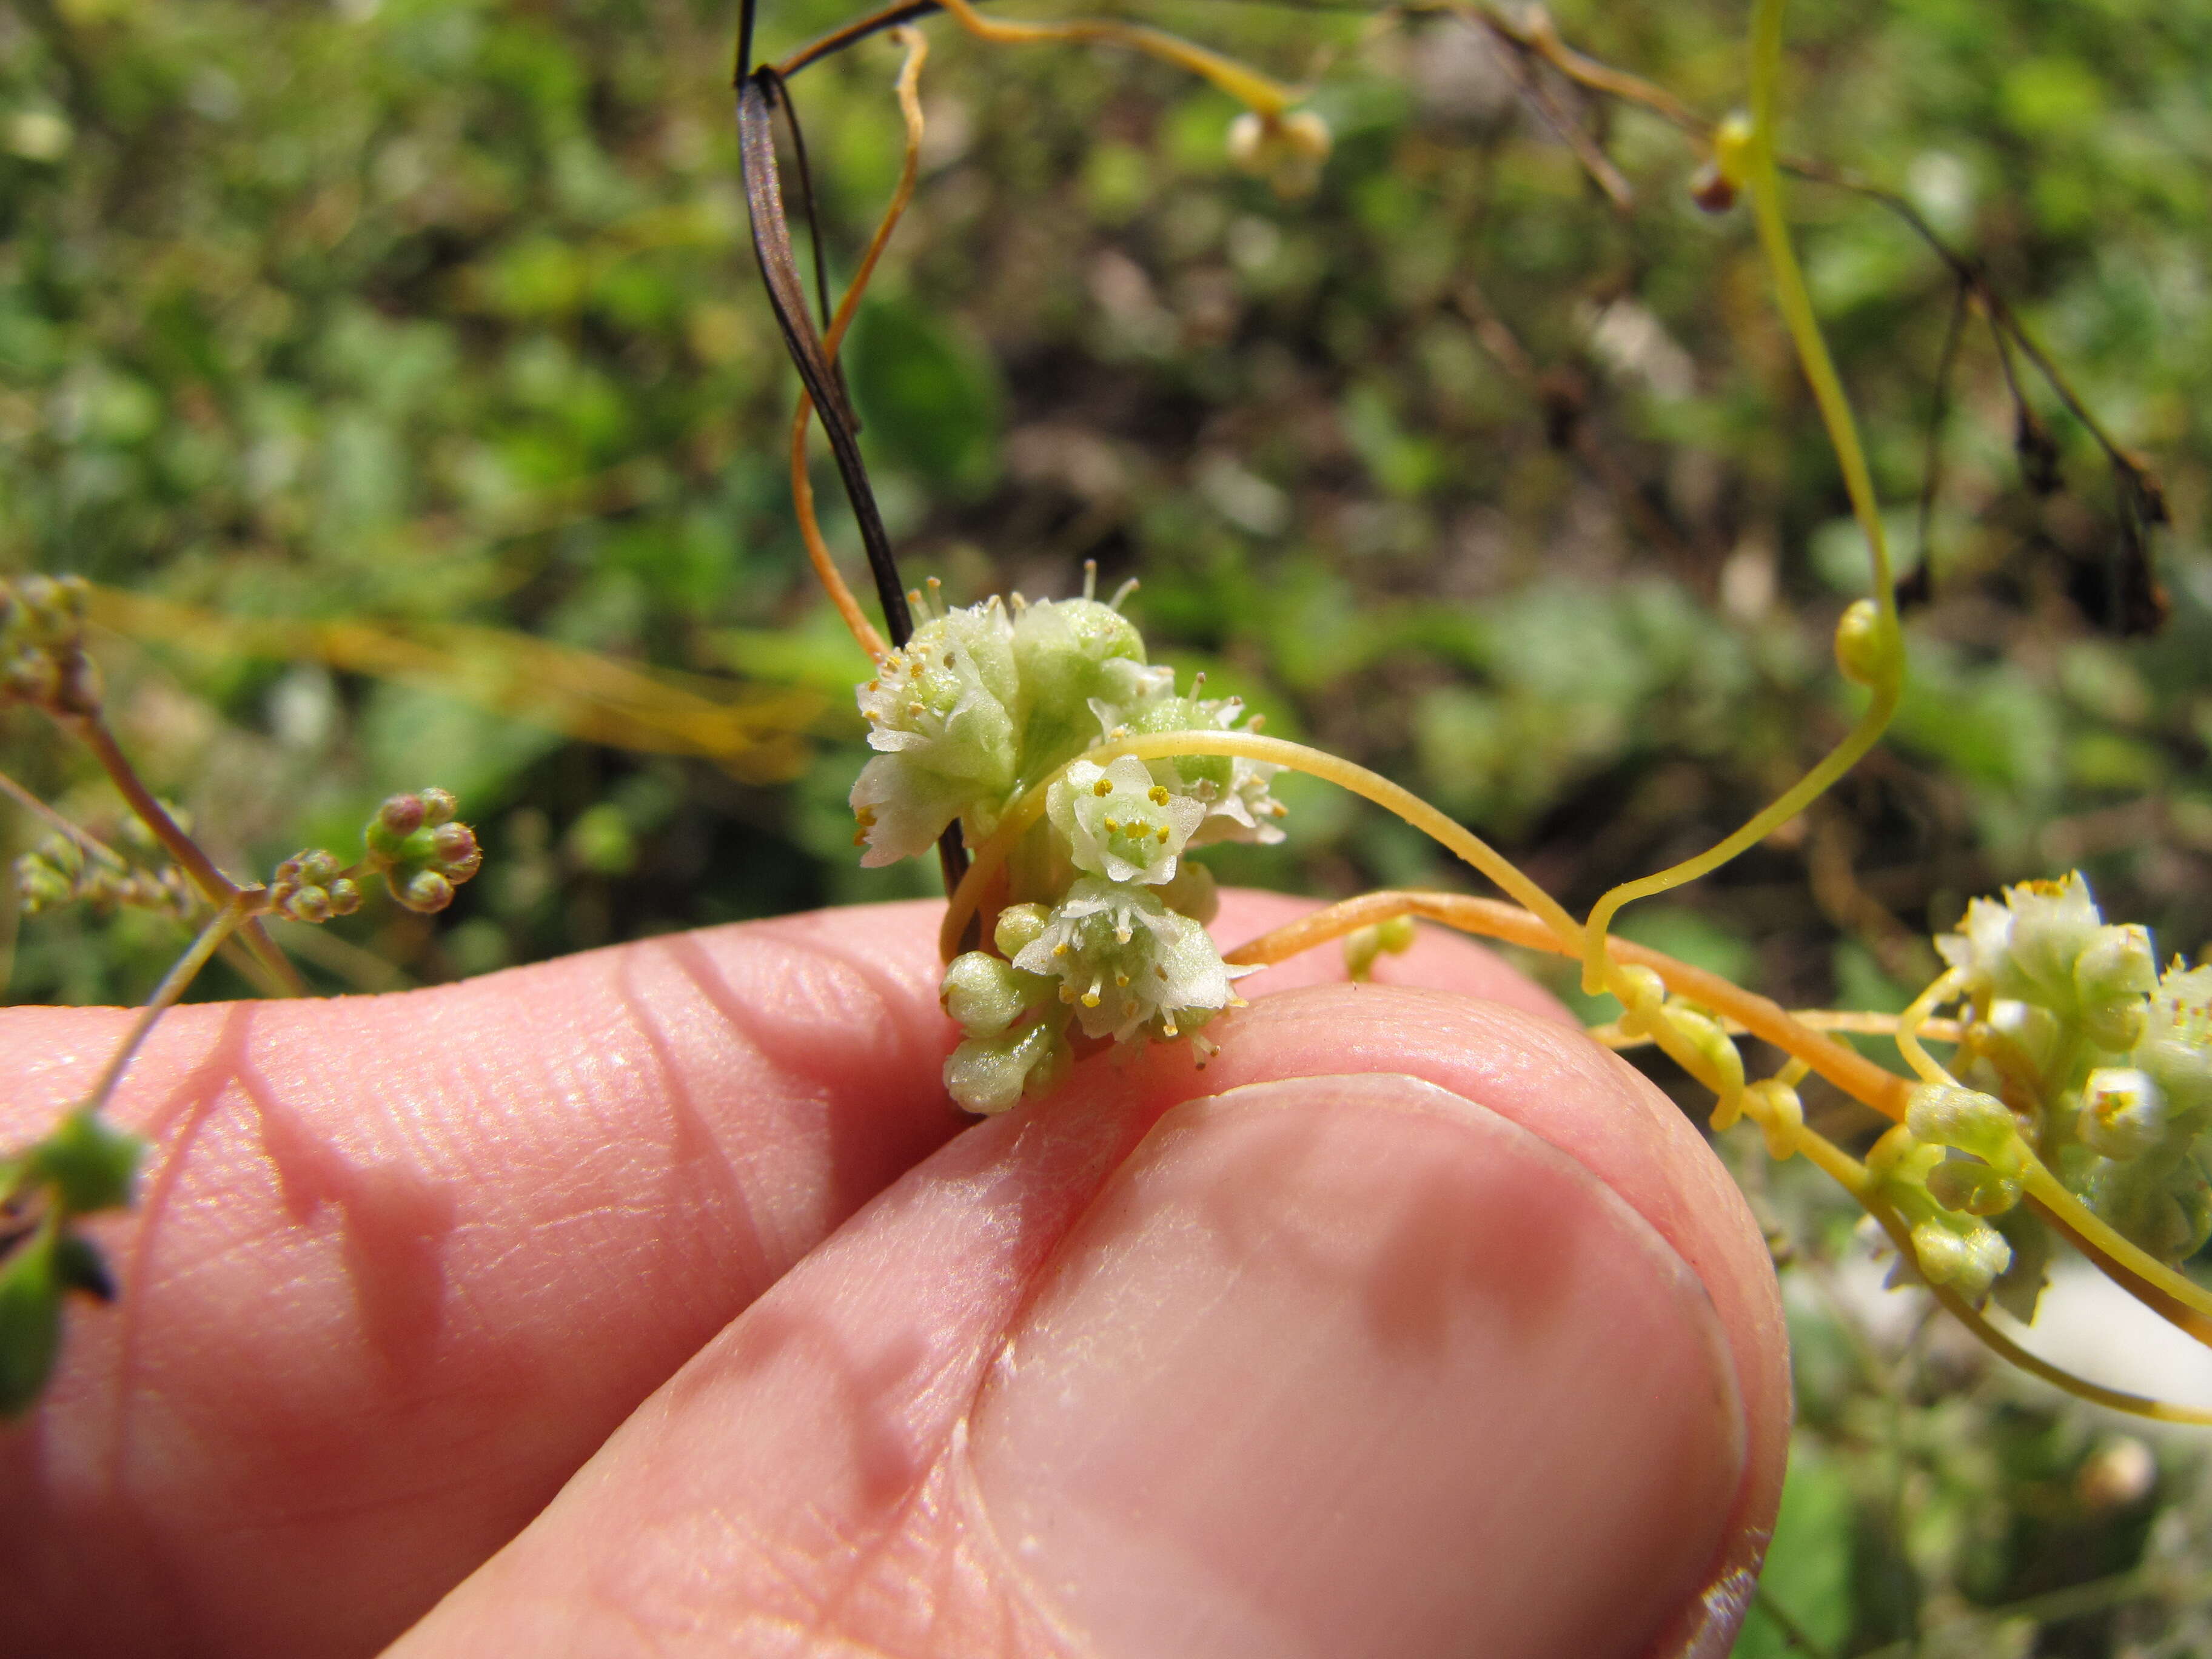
1863, 874, 2212, 1314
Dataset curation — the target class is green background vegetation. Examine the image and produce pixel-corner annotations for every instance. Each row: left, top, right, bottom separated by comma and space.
4, 0, 2210, 1649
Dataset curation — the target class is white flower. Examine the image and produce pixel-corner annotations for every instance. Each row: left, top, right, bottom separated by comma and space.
2135, 962, 2212, 1118
1013, 876, 1253, 1042
2078, 1068, 2171, 1160
851, 600, 1022, 864
1047, 756, 1205, 886
1936, 872, 2110, 1011
1090, 685, 1289, 848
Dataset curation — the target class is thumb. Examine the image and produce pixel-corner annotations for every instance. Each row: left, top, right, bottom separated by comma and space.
392, 989, 1786, 1659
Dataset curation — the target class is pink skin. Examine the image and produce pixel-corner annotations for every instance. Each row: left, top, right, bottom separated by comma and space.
0, 891, 1786, 1658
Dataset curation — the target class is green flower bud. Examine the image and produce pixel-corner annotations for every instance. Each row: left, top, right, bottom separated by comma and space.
941, 951, 1037, 1039
1010, 596, 1143, 727
0, 1225, 62, 1416
1905, 1083, 2019, 1166
1909, 1216, 2012, 1301
1926, 1159, 2022, 1217
2075, 923, 2156, 1050
1832, 598, 1892, 688
993, 903, 1052, 959
945, 1012, 1070, 1115
397, 869, 454, 913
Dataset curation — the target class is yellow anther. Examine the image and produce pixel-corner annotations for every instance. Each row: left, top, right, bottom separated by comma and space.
1093, 777, 1114, 797
1156, 825, 1171, 843
1053, 942, 1070, 956
1148, 785, 1171, 805
1102, 817, 1119, 833
1082, 988, 1102, 1008
1115, 972, 1130, 987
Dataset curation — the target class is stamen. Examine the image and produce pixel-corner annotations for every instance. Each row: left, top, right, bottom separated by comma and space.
1093, 777, 1114, 797
1148, 785, 1170, 805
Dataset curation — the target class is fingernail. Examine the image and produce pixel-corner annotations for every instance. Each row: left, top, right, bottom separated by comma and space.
968, 1073, 1746, 1659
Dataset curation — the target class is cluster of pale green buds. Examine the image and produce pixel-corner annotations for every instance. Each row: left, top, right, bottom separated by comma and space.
0, 575, 99, 717
267, 850, 363, 924
17, 833, 192, 919
1864, 874, 2212, 1311
363, 789, 483, 914
851, 581, 1283, 1114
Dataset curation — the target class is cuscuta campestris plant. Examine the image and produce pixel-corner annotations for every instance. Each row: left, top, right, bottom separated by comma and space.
0, 573, 488, 1412
737, 0, 2212, 1429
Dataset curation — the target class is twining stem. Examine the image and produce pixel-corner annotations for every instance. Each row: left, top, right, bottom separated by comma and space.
929, 0, 1304, 116
1894, 966, 1966, 1087
81, 897, 251, 1121
1221, 888, 1912, 1120
792, 28, 933, 663
62, 714, 302, 999
937, 730, 1584, 964
0, 764, 130, 870
1221, 885, 2212, 1351
2024, 1168, 2212, 1345
1802, 1120, 2212, 1424
1578, 0, 1905, 993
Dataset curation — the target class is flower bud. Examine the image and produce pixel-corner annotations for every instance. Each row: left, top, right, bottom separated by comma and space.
2076, 923, 2156, 1050
1832, 598, 1892, 688
993, 903, 1051, 959
377, 794, 426, 840
941, 951, 1034, 1039
284, 886, 332, 925
1688, 160, 1737, 213
326, 877, 362, 916
421, 787, 458, 826
397, 869, 454, 913
1906, 1083, 2019, 1165
1926, 1159, 2021, 1216
1909, 1216, 2011, 1301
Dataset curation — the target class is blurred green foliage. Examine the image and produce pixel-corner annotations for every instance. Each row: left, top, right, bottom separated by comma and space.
4, 0, 2211, 1645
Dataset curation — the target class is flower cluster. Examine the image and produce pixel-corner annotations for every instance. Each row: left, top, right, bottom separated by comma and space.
363, 789, 483, 914
0, 575, 99, 717
17, 831, 192, 919
850, 583, 1284, 1113
1865, 874, 2212, 1315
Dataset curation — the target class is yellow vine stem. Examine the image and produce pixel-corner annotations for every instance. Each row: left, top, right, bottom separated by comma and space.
930, 0, 1302, 117
937, 731, 1586, 966
1586, 1010, 1964, 1051
1893, 965, 1967, 1087
1578, 0, 1905, 996
792, 27, 933, 663
1219, 888, 1910, 1119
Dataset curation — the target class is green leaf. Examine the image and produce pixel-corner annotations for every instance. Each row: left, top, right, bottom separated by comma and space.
1729, 1440, 1853, 1658
0, 1227, 62, 1416
28, 1110, 142, 1216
